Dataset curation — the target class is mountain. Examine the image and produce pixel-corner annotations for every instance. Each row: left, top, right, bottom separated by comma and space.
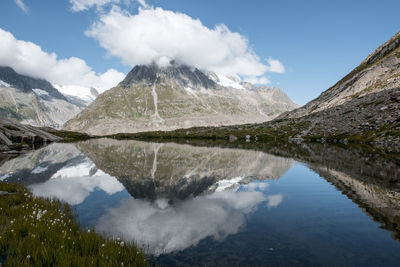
53, 84, 99, 108
135, 31, 400, 151
280, 31, 400, 119
63, 63, 298, 135
0, 66, 83, 128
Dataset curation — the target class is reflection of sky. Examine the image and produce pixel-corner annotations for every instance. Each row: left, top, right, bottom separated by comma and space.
29, 161, 124, 205
3, 142, 400, 265
24, 155, 285, 255
2, 141, 289, 256
95, 181, 283, 255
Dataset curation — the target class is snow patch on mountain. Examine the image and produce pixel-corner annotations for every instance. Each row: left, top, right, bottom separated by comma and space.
53, 84, 99, 104
214, 73, 244, 90
0, 79, 11, 88
32, 88, 50, 97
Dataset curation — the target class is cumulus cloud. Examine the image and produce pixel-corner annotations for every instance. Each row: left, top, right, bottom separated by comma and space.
0, 28, 124, 93
266, 58, 285, 74
14, 0, 28, 13
86, 7, 282, 82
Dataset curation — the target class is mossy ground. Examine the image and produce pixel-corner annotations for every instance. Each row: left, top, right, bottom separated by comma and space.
44, 129, 92, 143
0, 182, 148, 266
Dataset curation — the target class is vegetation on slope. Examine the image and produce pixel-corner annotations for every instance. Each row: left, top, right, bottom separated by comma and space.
107, 87, 400, 152
42, 128, 92, 142
0, 182, 148, 266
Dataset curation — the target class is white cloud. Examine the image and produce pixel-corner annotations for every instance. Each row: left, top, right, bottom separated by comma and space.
266, 194, 283, 208
96, 190, 266, 255
14, 0, 28, 13
29, 161, 124, 205
69, 0, 121, 12
266, 57, 285, 74
244, 76, 271, 85
86, 7, 276, 82
0, 28, 125, 93
137, 0, 148, 8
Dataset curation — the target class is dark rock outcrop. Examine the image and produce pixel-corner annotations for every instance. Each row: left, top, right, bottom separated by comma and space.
119, 63, 217, 90
0, 118, 61, 152
0, 66, 67, 101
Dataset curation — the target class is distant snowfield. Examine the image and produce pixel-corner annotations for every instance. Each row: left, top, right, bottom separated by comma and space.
53, 84, 98, 104
214, 73, 244, 90
32, 88, 50, 97
0, 79, 11, 88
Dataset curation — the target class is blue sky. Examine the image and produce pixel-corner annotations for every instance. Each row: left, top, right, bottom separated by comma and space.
0, 0, 399, 104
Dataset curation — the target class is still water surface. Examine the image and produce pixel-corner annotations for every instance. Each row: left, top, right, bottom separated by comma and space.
1, 139, 399, 266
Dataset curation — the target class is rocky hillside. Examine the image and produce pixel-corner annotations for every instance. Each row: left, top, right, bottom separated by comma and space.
0, 67, 83, 129
0, 118, 61, 152
129, 32, 400, 151
280, 31, 400, 119
64, 63, 298, 135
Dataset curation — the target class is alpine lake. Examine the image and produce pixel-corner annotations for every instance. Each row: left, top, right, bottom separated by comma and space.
1, 138, 399, 266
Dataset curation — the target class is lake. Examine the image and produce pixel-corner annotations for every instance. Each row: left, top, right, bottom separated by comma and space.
1, 139, 399, 266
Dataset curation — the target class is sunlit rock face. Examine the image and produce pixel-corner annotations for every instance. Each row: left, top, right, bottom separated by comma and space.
75, 138, 294, 201
64, 63, 298, 135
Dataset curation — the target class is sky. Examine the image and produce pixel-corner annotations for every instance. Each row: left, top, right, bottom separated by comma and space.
0, 0, 399, 104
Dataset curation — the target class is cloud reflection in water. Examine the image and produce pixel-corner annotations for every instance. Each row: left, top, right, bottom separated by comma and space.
96, 182, 282, 255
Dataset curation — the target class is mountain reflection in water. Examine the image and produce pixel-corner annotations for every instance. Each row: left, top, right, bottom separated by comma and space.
0, 139, 399, 265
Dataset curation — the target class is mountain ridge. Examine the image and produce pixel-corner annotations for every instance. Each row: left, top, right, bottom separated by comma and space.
64, 63, 298, 135
119, 63, 217, 90
0, 67, 83, 129
0, 66, 67, 101
279, 30, 400, 119
123, 31, 400, 152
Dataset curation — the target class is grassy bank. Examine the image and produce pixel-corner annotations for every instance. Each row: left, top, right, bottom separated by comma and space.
41, 128, 93, 143
0, 182, 148, 266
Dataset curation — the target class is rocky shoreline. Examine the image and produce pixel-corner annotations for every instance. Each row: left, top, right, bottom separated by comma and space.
0, 118, 61, 153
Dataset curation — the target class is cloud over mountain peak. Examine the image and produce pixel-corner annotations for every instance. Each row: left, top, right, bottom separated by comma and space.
87, 6, 284, 83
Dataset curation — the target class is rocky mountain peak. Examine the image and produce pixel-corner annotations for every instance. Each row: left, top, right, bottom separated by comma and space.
119, 62, 217, 90
0, 66, 67, 101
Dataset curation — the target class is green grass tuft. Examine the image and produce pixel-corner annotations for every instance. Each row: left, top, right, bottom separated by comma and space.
0, 182, 148, 266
